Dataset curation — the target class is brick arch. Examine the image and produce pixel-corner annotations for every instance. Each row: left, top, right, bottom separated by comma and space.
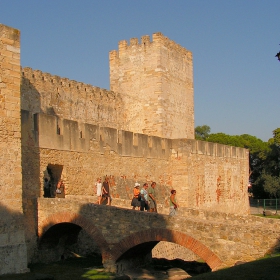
38, 211, 112, 259
110, 228, 223, 270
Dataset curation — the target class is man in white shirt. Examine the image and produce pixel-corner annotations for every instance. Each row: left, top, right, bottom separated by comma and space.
140, 183, 149, 211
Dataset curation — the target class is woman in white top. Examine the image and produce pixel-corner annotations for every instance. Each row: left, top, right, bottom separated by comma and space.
95, 177, 102, 204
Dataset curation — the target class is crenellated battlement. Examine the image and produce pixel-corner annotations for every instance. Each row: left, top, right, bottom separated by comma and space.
21, 110, 172, 159
20, 67, 127, 130
21, 110, 247, 160
21, 67, 117, 101
109, 32, 192, 60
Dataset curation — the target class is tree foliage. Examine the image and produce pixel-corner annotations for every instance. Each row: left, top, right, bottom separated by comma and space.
195, 125, 280, 198
253, 128, 280, 198
195, 125, 210, 140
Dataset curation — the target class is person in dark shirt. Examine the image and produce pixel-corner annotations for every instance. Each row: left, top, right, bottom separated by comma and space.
43, 178, 51, 198
102, 176, 111, 205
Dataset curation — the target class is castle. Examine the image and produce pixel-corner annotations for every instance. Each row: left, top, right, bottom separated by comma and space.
0, 24, 249, 275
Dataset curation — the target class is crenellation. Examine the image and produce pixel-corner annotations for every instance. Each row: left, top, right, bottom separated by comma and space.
118, 40, 127, 56
109, 50, 118, 61
21, 67, 120, 103
130, 37, 138, 46
141, 35, 150, 45
33, 69, 44, 81
112, 32, 191, 60
152, 32, 191, 56
177, 139, 248, 159
27, 112, 186, 159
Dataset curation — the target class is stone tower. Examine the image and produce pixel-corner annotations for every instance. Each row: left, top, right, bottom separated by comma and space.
109, 32, 194, 139
0, 24, 28, 274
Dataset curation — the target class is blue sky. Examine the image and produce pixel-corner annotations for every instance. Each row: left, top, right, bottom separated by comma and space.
1, 0, 279, 141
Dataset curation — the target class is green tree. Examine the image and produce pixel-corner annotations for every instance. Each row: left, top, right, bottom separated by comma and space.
195, 125, 210, 140
255, 173, 280, 198
245, 129, 280, 198
273, 128, 280, 146
207, 133, 242, 146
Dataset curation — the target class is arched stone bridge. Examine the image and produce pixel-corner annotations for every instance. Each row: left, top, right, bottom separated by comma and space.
37, 197, 280, 272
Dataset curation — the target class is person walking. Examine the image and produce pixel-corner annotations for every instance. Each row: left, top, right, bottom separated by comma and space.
102, 176, 111, 205
95, 177, 102, 204
148, 182, 157, 212
131, 182, 141, 210
140, 183, 149, 211
169, 189, 179, 216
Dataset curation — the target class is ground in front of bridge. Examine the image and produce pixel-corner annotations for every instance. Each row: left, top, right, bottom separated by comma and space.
0, 255, 209, 280
2, 254, 280, 280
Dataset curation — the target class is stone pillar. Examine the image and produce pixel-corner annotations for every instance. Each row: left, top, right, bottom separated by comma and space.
0, 24, 28, 274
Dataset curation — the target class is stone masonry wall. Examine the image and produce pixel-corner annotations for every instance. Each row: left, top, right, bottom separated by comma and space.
21, 111, 172, 200
21, 67, 126, 130
0, 24, 28, 274
21, 111, 249, 216
170, 139, 249, 214
109, 32, 194, 139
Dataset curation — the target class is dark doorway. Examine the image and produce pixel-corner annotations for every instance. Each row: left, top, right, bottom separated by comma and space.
43, 164, 63, 197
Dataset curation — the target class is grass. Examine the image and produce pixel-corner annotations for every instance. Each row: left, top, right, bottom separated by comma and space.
191, 255, 280, 280
1, 255, 280, 279
254, 214, 280, 219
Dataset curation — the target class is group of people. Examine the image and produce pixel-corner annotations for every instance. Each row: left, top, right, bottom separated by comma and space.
131, 182, 179, 215
46, 175, 178, 215
95, 176, 111, 205
131, 182, 157, 212
94, 177, 179, 215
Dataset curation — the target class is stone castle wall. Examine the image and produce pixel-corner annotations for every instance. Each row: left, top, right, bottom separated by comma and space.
170, 139, 249, 214
21, 67, 126, 130
20, 108, 249, 264
0, 23, 250, 274
110, 32, 194, 139
0, 25, 28, 274
21, 111, 248, 215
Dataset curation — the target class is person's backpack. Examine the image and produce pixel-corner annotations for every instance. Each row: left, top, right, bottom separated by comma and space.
138, 193, 142, 201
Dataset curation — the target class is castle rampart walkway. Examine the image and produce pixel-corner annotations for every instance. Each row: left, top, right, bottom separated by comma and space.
37, 197, 280, 272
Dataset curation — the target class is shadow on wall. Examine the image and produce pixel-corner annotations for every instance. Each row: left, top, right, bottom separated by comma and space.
21, 75, 64, 201
21, 76, 41, 262
21, 75, 41, 198
0, 202, 28, 274
21, 75, 66, 261
0, 201, 24, 234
